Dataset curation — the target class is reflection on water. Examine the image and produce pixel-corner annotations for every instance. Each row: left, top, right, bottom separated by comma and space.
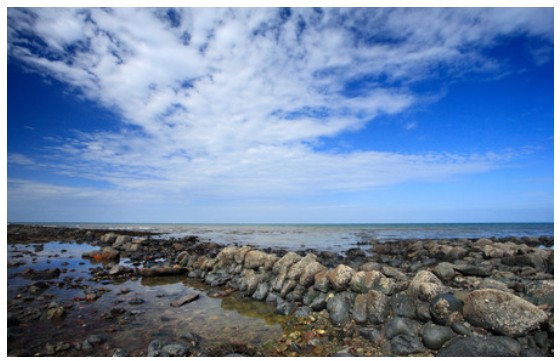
7, 241, 285, 356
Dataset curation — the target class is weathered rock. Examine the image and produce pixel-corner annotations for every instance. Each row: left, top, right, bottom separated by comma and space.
381, 265, 407, 281
391, 335, 425, 355
239, 270, 269, 297
276, 300, 297, 316
437, 336, 517, 357
252, 282, 269, 301
385, 317, 418, 339
113, 235, 132, 249
502, 253, 546, 272
162, 342, 189, 356
429, 293, 463, 325
366, 290, 389, 325
482, 244, 504, 259
327, 264, 356, 291
309, 292, 328, 311
170, 293, 200, 307
526, 280, 554, 305
108, 265, 133, 276
453, 264, 491, 277
299, 261, 327, 287
422, 324, 455, 350
349, 270, 383, 293
358, 327, 384, 346
463, 289, 548, 337
280, 279, 297, 298
100, 233, 118, 244
313, 270, 330, 292
352, 293, 368, 324
327, 292, 352, 325
391, 292, 417, 318
244, 250, 268, 269
408, 271, 450, 301
272, 252, 302, 291
234, 246, 252, 265
432, 262, 455, 281
204, 273, 232, 287
287, 254, 318, 282
477, 278, 510, 292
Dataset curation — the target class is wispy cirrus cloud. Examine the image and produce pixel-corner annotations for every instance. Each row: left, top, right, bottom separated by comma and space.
7, 8, 553, 218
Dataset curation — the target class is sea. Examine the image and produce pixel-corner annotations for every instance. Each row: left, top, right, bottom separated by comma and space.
16, 222, 554, 252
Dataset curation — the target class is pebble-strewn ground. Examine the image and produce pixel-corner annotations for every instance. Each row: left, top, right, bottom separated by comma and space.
7, 224, 554, 356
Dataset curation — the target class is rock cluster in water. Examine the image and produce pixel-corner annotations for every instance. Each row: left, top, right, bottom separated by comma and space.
91, 232, 554, 357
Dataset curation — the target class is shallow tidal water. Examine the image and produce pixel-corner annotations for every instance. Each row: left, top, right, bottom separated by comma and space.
7, 241, 285, 356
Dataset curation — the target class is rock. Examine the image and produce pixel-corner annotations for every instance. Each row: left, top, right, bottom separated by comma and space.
244, 250, 269, 269
276, 300, 297, 316
170, 293, 200, 307
429, 293, 463, 325
272, 252, 302, 291
279, 279, 297, 298
450, 322, 472, 336
294, 306, 312, 318
112, 348, 129, 357
391, 292, 417, 318
408, 271, 450, 301
463, 289, 548, 337
366, 290, 389, 325
453, 264, 491, 277
100, 233, 118, 244
391, 335, 425, 355
21, 268, 60, 280
108, 265, 132, 276
526, 280, 554, 305
352, 294, 368, 324
309, 292, 327, 311
179, 331, 202, 346
432, 262, 455, 281
46, 306, 65, 319
437, 336, 517, 357
482, 244, 504, 258
147, 340, 165, 357
299, 261, 327, 287
86, 334, 107, 345
313, 270, 330, 292
349, 270, 383, 293
327, 292, 352, 325
204, 273, 232, 287
252, 282, 269, 301
113, 235, 132, 248
489, 336, 521, 355
287, 254, 318, 281
477, 278, 510, 292
358, 327, 384, 346
422, 324, 455, 350
381, 265, 407, 281
141, 266, 186, 277
385, 317, 418, 339
234, 246, 253, 264
327, 264, 356, 291
502, 254, 546, 272
162, 342, 189, 356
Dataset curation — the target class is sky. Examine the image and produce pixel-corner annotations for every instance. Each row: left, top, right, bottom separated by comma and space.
6, 6, 555, 223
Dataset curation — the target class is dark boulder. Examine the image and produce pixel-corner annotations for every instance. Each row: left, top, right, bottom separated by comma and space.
437, 336, 517, 357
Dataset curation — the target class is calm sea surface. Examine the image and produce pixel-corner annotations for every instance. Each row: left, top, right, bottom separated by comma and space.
19, 223, 554, 252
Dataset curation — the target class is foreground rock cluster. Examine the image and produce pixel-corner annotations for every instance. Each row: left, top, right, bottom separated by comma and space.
90, 232, 554, 357
7, 225, 554, 357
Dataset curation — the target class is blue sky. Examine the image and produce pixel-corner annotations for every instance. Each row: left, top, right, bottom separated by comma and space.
6, 7, 554, 223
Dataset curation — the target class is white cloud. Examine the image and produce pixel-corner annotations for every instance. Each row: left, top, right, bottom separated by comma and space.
7, 8, 553, 209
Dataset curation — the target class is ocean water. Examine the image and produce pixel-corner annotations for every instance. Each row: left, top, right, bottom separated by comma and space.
20, 222, 554, 252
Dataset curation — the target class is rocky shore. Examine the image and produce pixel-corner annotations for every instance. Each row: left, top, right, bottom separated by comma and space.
7, 224, 554, 356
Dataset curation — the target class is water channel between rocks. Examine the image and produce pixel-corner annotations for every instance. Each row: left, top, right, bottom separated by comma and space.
7, 241, 286, 356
